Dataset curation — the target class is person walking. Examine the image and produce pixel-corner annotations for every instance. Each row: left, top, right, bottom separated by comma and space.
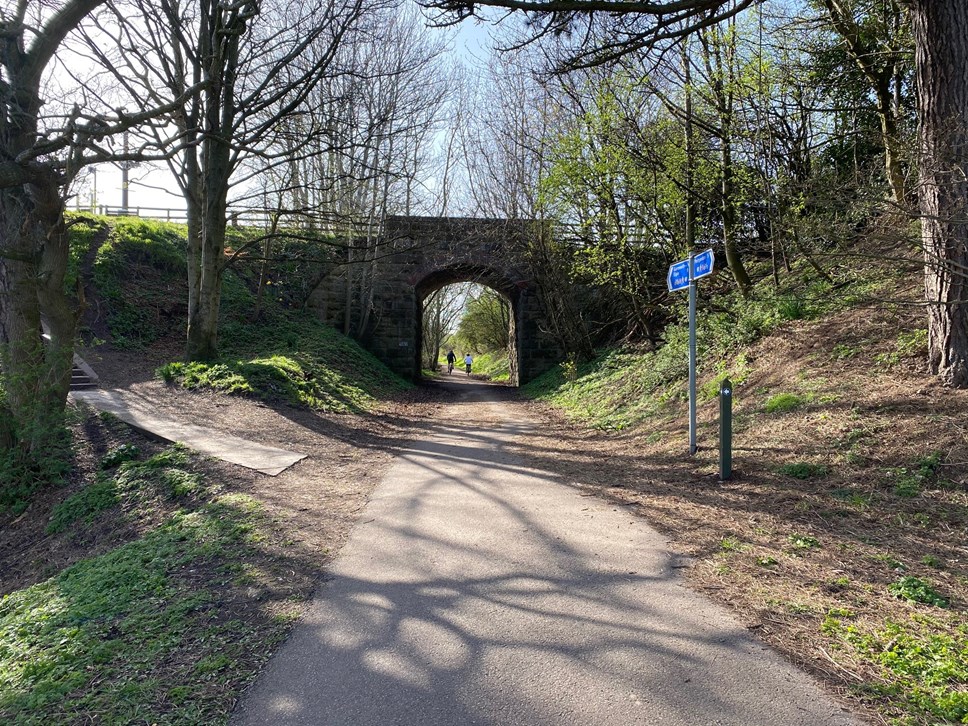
446, 349, 456, 374
464, 353, 473, 376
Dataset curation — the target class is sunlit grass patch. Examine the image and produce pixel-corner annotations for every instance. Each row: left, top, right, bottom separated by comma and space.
0, 493, 289, 725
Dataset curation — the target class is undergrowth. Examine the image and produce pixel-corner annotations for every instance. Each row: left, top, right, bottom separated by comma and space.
0, 447, 298, 725
823, 617, 967, 725
159, 313, 410, 412
469, 351, 510, 381
91, 218, 191, 349
522, 260, 889, 430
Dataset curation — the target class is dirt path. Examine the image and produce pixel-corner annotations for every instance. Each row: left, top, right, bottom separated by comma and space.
232, 376, 862, 726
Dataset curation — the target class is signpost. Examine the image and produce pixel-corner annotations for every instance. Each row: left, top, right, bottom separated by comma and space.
667, 249, 715, 454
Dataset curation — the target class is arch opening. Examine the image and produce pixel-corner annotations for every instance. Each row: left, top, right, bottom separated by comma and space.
415, 264, 521, 385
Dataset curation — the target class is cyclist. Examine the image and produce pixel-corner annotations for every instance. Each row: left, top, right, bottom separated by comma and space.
464, 353, 473, 376
446, 349, 456, 374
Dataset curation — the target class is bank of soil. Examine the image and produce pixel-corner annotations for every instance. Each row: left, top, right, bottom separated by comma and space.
509, 301, 967, 724
0, 343, 436, 598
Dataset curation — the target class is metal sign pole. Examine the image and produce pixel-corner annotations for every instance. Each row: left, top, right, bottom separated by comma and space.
667, 248, 713, 457
688, 251, 697, 455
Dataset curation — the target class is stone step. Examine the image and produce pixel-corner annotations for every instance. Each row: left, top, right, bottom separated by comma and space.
70, 366, 97, 391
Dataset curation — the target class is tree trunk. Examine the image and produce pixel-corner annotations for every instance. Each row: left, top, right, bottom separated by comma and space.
910, 0, 968, 386
876, 78, 907, 203
185, 0, 244, 362
0, 180, 77, 458
721, 131, 753, 296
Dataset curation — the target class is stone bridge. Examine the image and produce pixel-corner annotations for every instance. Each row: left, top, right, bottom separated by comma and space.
310, 216, 561, 385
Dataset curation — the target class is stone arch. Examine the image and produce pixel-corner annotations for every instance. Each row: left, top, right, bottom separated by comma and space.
414, 263, 523, 384
308, 216, 562, 385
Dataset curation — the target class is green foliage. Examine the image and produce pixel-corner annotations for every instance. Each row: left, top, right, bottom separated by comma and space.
875, 329, 929, 369
826, 618, 967, 725
888, 452, 942, 497
778, 462, 828, 479
99, 444, 140, 470
521, 262, 881, 431
91, 219, 189, 349
777, 297, 812, 321
0, 492, 288, 724
470, 351, 510, 381
888, 577, 949, 608
700, 353, 749, 399
45, 446, 201, 537
522, 344, 688, 430
45, 479, 119, 534
765, 393, 805, 413
0, 410, 72, 514
454, 289, 510, 355
63, 215, 105, 296
787, 534, 820, 551
225, 228, 341, 312
560, 357, 578, 383
160, 314, 409, 412
115, 447, 203, 500
832, 343, 860, 360
719, 536, 746, 552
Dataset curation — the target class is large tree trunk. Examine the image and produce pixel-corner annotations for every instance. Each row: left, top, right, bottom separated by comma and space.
0, 44, 78, 468
0, 182, 77, 462
910, 0, 968, 386
185, 0, 243, 362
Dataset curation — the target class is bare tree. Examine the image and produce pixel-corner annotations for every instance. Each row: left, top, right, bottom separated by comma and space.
0, 0, 192, 466
86, 0, 370, 359
267, 4, 453, 339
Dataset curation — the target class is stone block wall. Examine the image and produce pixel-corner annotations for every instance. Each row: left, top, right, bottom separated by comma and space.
308, 215, 563, 385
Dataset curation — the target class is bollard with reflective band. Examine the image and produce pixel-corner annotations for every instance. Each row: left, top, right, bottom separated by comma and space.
720, 378, 733, 481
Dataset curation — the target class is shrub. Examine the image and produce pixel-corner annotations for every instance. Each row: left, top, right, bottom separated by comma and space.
765, 392, 805, 413
888, 576, 949, 608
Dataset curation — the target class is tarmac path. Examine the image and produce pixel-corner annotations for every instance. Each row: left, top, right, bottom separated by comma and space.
233, 377, 863, 726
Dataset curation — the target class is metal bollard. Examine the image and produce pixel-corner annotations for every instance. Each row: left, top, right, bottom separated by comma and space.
720, 378, 733, 481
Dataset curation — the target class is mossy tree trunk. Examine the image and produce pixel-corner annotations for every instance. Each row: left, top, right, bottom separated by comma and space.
0, 1, 100, 470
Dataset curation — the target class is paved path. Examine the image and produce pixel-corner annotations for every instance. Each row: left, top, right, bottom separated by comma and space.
71, 389, 305, 476
233, 380, 862, 725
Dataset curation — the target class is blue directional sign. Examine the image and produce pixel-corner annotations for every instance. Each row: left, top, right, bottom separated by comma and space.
667, 248, 715, 292
692, 248, 715, 280
667, 259, 691, 291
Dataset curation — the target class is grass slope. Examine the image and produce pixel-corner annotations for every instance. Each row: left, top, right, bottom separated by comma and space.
72, 215, 410, 411
0, 439, 309, 725
522, 255, 967, 725
0, 217, 412, 723
159, 313, 409, 413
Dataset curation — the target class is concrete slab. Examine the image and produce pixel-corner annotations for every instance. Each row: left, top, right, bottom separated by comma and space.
71, 389, 305, 476
233, 382, 863, 725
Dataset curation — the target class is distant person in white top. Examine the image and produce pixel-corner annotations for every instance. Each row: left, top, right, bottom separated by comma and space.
464, 354, 473, 375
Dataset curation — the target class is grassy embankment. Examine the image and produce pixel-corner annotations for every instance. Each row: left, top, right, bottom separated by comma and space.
1, 215, 408, 724
522, 250, 967, 725
83, 216, 411, 410
1, 441, 304, 725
